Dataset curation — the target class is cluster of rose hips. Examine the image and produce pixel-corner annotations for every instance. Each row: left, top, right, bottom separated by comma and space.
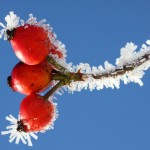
6, 23, 63, 133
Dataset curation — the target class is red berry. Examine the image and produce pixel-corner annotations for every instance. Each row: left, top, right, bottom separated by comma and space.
19, 94, 57, 132
8, 24, 54, 65
8, 61, 53, 95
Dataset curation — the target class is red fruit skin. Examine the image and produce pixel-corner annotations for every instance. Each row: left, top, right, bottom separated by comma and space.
10, 61, 53, 95
10, 24, 54, 65
50, 47, 63, 58
20, 94, 55, 132
47, 32, 64, 58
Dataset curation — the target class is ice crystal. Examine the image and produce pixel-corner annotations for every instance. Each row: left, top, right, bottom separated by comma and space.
1, 114, 38, 146
0, 11, 20, 40
40, 101, 59, 132
65, 42, 150, 92
0, 11, 20, 30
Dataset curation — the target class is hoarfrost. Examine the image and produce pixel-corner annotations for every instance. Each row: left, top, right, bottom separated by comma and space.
1, 115, 38, 146
40, 102, 59, 132
65, 42, 150, 92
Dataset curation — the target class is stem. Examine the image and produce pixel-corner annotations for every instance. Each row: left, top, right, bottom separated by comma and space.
43, 80, 65, 100
46, 55, 69, 74
43, 71, 85, 99
43, 52, 150, 99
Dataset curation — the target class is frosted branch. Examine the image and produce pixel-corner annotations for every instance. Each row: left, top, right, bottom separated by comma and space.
67, 42, 150, 92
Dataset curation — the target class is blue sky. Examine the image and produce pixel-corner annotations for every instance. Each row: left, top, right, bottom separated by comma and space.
0, 0, 150, 150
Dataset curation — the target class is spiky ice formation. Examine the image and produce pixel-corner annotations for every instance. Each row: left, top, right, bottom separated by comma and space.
66, 41, 150, 92
1, 114, 38, 146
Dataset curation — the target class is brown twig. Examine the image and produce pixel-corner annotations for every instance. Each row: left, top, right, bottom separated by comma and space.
43, 80, 65, 100
92, 53, 150, 79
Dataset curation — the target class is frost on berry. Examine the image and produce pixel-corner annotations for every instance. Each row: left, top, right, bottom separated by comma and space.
1, 100, 58, 146
0, 11, 19, 39
19, 94, 58, 133
1, 114, 38, 146
1, 94, 59, 146
0, 12, 67, 62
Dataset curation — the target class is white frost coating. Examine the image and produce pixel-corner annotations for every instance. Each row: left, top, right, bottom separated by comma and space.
0, 12, 20, 40
5, 12, 20, 30
104, 61, 115, 72
50, 54, 73, 71
116, 42, 137, 66
40, 101, 59, 132
65, 42, 150, 92
26, 12, 67, 62
0, 11, 20, 30
146, 40, 150, 45
1, 114, 38, 146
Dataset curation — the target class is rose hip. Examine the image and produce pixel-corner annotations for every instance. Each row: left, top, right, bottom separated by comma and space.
8, 24, 54, 65
8, 61, 53, 95
19, 94, 57, 132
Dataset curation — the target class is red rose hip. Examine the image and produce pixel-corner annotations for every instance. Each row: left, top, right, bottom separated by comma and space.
19, 94, 57, 132
8, 61, 53, 95
8, 24, 54, 65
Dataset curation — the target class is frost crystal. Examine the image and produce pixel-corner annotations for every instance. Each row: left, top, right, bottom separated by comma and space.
1, 114, 38, 146
40, 101, 59, 132
0, 11, 20, 40
65, 42, 150, 92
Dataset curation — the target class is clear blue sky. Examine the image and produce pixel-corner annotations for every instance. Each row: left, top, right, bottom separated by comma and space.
0, 0, 150, 150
